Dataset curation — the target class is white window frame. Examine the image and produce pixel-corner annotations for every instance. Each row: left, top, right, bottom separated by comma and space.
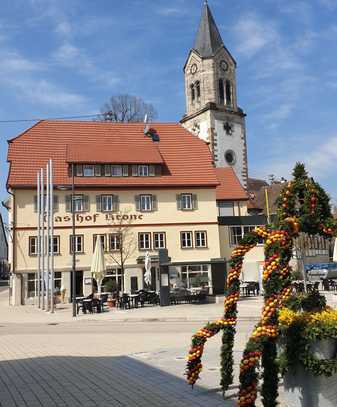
101, 195, 114, 212
29, 236, 38, 256
138, 165, 149, 177
139, 232, 151, 250
195, 231, 207, 248
229, 225, 263, 246
140, 194, 152, 212
109, 233, 121, 252
180, 264, 209, 289
181, 231, 193, 249
70, 235, 84, 254
48, 236, 60, 255
111, 165, 123, 177
73, 195, 84, 212
83, 165, 94, 177
93, 234, 107, 252
181, 193, 193, 210
153, 232, 166, 250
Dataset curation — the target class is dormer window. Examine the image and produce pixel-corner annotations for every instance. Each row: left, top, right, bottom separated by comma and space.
83, 165, 94, 177
138, 165, 149, 177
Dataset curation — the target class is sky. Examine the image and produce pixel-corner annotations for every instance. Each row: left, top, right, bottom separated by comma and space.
1, 0, 337, 219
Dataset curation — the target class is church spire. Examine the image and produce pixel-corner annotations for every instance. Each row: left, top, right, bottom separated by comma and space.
194, 2, 224, 58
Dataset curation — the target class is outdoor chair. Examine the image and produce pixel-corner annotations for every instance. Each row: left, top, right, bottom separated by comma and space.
118, 294, 131, 309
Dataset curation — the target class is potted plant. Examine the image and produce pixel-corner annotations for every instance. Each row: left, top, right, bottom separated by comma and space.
278, 291, 337, 407
104, 279, 117, 308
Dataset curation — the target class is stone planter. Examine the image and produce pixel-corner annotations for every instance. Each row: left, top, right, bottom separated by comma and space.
283, 339, 337, 407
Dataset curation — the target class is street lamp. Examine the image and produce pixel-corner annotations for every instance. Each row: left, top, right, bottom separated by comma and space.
57, 163, 76, 317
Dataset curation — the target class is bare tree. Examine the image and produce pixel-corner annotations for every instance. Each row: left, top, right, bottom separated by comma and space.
99, 94, 157, 123
107, 212, 137, 293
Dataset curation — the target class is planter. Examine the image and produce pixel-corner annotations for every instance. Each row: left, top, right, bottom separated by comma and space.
107, 299, 116, 308
284, 365, 337, 407
310, 339, 336, 360
283, 339, 337, 407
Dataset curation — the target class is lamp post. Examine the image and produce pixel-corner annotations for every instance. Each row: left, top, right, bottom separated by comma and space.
57, 163, 76, 317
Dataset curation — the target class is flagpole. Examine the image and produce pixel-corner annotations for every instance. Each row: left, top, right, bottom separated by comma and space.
41, 168, 45, 310
50, 159, 55, 313
46, 162, 50, 311
37, 172, 41, 308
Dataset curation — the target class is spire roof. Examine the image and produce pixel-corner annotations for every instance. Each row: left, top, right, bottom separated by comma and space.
194, 2, 224, 58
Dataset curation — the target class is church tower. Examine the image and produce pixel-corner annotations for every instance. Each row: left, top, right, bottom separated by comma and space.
181, 2, 248, 187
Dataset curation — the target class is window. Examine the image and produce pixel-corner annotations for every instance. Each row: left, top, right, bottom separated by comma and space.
191, 84, 195, 101
138, 165, 149, 177
153, 232, 166, 250
104, 164, 111, 176
27, 273, 38, 298
181, 264, 209, 289
70, 235, 84, 253
66, 195, 89, 213
136, 194, 157, 212
181, 231, 193, 249
139, 232, 151, 250
48, 236, 60, 255
98, 195, 119, 212
34, 195, 59, 213
196, 81, 201, 99
229, 226, 263, 246
109, 233, 121, 251
218, 201, 234, 216
177, 193, 197, 211
195, 231, 207, 248
225, 80, 232, 106
75, 164, 83, 176
104, 268, 122, 291
219, 78, 224, 104
111, 165, 123, 176
29, 236, 38, 256
93, 234, 107, 252
83, 165, 94, 177
94, 165, 101, 176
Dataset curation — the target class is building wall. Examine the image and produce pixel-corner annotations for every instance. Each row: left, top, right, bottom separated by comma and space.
11, 187, 221, 303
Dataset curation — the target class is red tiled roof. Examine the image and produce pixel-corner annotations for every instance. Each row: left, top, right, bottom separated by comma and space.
215, 167, 248, 200
7, 121, 219, 188
66, 143, 164, 164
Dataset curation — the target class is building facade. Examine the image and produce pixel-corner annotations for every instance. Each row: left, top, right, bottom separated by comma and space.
7, 121, 241, 305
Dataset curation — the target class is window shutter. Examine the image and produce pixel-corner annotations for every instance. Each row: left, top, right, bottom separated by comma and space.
152, 195, 158, 211
53, 195, 59, 212
96, 195, 102, 212
34, 196, 38, 212
135, 195, 141, 211
122, 165, 129, 177
176, 194, 182, 210
113, 195, 120, 212
65, 195, 72, 213
149, 165, 155, 176
84, 195, 90, 212
192, 194, 198, 210
132, 165, 138, 176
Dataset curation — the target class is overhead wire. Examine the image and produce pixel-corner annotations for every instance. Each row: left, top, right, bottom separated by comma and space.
0, 113, 102, 124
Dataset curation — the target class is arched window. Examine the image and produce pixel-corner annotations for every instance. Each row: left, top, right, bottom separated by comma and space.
225, 80, 232, 106
196, 81, 201, 99
191, 84, 195, 102
219, 79, 224, 104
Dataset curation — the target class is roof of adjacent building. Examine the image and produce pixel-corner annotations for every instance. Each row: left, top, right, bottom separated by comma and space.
7, 120, 220, 188
215, 167, 248, 201
193, 2, 236, 63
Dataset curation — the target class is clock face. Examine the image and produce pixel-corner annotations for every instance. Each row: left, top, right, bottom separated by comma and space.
190, 63, 198, 75
220, 60, 229, 72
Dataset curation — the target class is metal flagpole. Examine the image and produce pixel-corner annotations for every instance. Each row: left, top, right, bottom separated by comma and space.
41, 168, 45, 310
37, 172, 41, 308
50, 159, 55, 313
46, 162, 50, 312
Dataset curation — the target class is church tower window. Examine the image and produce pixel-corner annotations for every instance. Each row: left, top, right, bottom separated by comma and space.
225, 80, 232, 106
196, 81, 201, 99
219, 79, 224, 105
191, 84, 195, 102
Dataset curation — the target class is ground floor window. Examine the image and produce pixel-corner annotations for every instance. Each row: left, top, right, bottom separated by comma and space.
180, 264, 209, 289
27, 271, 62, 298
104, 267, 122, 292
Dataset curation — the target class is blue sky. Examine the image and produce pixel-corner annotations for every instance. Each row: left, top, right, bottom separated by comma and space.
1, 0, 337, 218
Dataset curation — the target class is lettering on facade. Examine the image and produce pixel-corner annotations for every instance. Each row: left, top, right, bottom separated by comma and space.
54, 213, 143, 224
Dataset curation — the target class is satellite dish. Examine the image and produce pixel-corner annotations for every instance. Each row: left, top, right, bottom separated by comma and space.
144, 114, 148, 124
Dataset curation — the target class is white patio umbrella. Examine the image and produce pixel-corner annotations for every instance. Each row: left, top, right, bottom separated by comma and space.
144, 251, 152, 287
91, 238, 106, 296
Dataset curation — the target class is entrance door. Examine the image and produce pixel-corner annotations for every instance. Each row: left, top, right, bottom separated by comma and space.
70, 270, 83, 298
